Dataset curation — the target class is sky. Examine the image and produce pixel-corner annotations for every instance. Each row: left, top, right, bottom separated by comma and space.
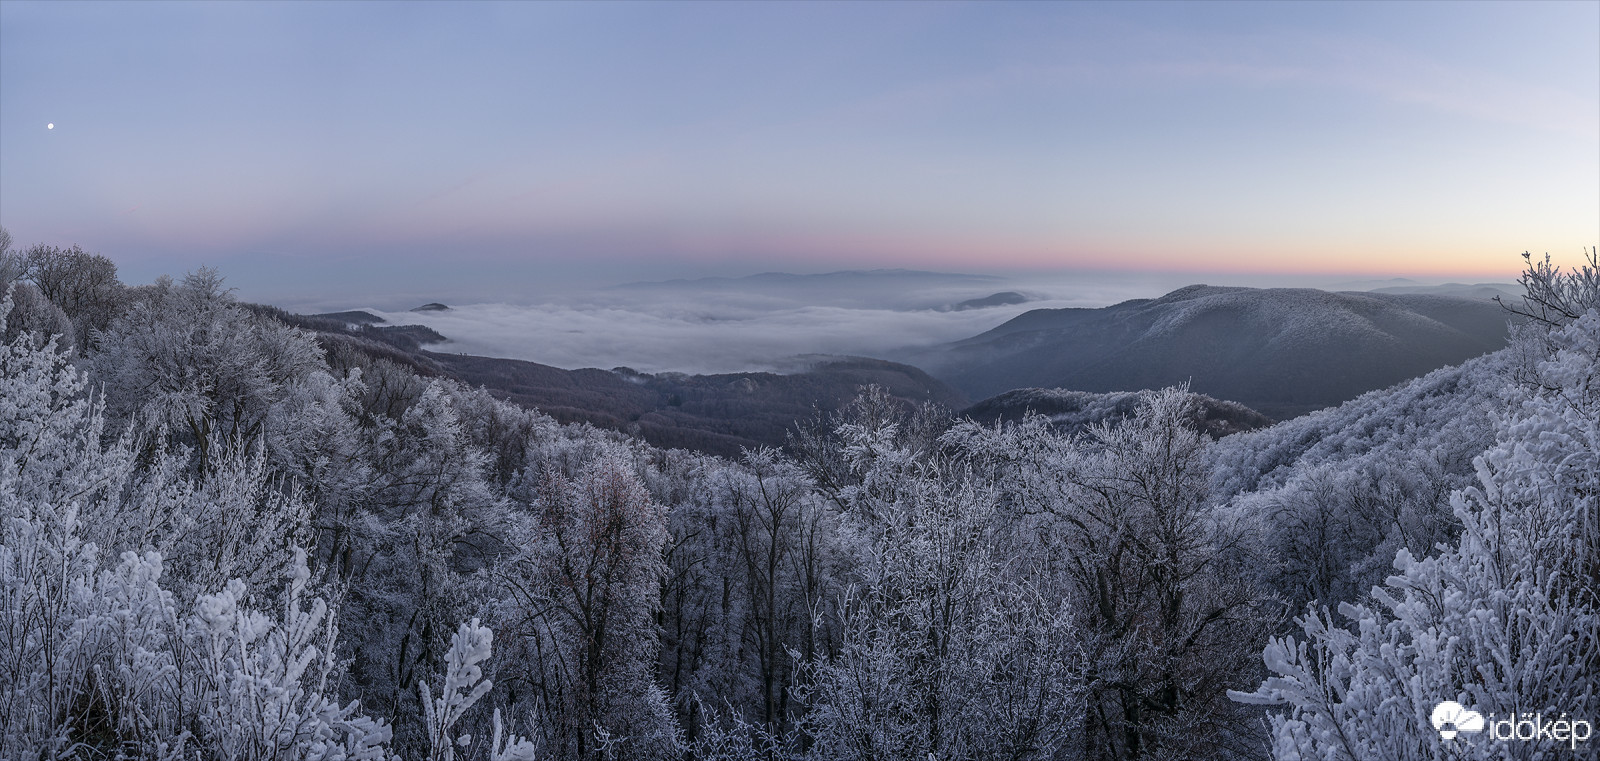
1, 0, 1597, 308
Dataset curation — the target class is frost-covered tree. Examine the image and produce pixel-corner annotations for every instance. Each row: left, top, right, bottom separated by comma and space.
333, 380, 503, 750
1237, 256, 1600, 760
91, 268, 325, 466
443, 382, 564, 489
19, 242, 126, 352
950, 386, 1277, 760
718, 450, 828, 735
265, 368, 372, 519
651, 447, 839, 746
651, 450, 736, 732
0, 255, 76, 350
800, 391, 1084, 761
1497, 248, 1600, 330
496, 453, 679, 760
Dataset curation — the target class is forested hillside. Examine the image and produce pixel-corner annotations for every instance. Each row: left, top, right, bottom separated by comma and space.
2, 233, 1595, 760
960, 386, 1274, 439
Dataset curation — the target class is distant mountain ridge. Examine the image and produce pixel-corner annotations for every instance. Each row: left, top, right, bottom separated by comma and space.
609, 269, 1002, 290
1369, 282, 1519, 302
897, 284, 1512, 420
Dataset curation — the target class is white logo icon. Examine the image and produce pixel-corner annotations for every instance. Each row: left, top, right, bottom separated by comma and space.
1432, 701, 1486, 740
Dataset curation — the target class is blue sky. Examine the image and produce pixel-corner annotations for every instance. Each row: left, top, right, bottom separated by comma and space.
1, 0, 1595, 303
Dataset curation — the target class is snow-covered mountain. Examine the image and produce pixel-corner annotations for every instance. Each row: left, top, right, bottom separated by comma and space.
899, 284, 1512, 419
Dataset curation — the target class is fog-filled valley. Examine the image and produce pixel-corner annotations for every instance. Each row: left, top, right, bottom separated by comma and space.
340, 270, 1183, 376
336, 270, 1520, 382
2, 231, 1596, 760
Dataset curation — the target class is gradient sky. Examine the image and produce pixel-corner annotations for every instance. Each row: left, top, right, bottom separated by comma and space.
2, 0, 1596, 303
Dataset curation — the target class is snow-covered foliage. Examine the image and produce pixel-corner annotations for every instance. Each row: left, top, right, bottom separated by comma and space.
422, 619, 537, 761
0, 293, 397, 758
1236, 256, 1600, 760
185, 549, 396, 761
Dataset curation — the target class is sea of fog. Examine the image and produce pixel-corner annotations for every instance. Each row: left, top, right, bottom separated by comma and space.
348, 270, 1437, 375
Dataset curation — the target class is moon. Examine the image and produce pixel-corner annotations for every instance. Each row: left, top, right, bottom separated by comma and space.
47, 123, 54, 130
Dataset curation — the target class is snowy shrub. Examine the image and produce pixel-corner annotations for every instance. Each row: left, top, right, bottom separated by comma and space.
421, 618, 538, 761
0, 286, 171, 754
184, 549, 396, 761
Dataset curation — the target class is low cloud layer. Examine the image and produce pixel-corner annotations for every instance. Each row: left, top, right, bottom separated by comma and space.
356, 271, 1203, 374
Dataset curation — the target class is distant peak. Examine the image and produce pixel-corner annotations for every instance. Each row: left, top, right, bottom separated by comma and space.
412, 302, 450, 312
1154, 284, 1227, 301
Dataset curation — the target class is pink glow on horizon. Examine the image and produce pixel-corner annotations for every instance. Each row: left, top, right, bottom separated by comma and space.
73, 213, 1549, 284
585, 226, 1541, 281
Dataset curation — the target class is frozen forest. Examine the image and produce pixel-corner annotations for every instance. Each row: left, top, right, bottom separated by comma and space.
2, 232, 1596, 760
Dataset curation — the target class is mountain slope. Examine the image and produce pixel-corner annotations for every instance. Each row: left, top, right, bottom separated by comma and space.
426, 352, 964, 456
1208, 349, 1508, 499
900, 285, 1511, 419
1206, 348, 1511, 609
